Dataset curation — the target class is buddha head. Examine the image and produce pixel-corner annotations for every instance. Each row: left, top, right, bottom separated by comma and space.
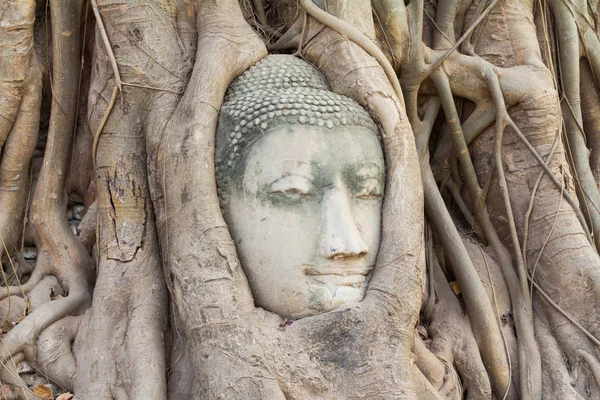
216, 55, 384, 318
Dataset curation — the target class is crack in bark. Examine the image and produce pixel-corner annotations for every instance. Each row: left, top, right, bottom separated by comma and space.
105, 169, 146, 262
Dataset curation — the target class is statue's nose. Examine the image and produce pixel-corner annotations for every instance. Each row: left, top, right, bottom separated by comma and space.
319, 185, 368, 260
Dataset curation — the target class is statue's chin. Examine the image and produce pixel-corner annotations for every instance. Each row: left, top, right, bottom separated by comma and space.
257, 283, 368, 319
307, 284, 366, 316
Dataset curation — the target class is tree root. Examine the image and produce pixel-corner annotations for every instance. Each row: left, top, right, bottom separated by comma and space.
429, 256, 494, 399
577, 349, 600, 389
37, 316, 81, 391
410, 87, 512, 398
414, 334, 446, 391
548, 0, 600, 248
534, 314, 583, 399
0, 266, 47, 302
0, 290, 89, 367
0, 51, 43, 263
0, 352, 38, 400
0, 0, 36, 153
0, 0, 94, 390
300, 0, 405, 108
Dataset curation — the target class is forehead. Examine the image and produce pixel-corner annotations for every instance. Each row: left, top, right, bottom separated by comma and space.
240, 125, 384, 187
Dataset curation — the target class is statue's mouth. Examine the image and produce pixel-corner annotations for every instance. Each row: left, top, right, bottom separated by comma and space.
303, 265, 373, 287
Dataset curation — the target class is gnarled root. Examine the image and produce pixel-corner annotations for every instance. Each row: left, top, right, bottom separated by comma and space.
534, 313, 581, 399
37, 316, 81, 391
427, 256, 494, 399
0, 0, 93, 391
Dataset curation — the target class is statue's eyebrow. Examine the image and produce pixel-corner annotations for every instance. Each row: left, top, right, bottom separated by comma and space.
267, 173, 316, 190
252, 160, 315, 184
354, 162, 384, 175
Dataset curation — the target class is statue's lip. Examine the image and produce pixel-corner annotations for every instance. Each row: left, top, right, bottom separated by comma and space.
302, 266, 373, 277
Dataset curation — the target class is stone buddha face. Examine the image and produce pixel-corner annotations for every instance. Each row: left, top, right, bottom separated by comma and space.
216, 55, 384, 318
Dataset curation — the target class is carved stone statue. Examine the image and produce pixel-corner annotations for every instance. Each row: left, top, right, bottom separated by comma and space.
216, 55, 385, 318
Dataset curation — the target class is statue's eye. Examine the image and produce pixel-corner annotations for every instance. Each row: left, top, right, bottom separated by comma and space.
354, 178, 383, 200
268, 175, 314, 200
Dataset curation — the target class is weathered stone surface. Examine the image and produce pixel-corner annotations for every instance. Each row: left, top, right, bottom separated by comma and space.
216, 55, 384, 318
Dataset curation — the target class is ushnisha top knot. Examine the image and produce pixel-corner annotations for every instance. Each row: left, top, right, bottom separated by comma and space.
216, 54, 380, 195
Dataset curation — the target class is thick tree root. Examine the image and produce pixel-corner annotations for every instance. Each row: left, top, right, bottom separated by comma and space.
0, 293, 89, 365
0, 0, 94, 392
0, 0, 36, 153
37, 316, 81, 391
0, 36, 42, 264
0, 266, 47, 302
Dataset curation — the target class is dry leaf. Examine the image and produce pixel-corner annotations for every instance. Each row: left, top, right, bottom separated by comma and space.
0, 385, 12, 396
16, 360, 33, 373
32, 384, 53, 399
449, 281, 462, 295
57, 393, 74, 400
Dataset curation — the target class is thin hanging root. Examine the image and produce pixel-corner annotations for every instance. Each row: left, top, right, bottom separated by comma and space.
425, 0, 500, 75
91, 0, 122, 93
300, 0, 405, 108
0, 352, 37, 400
420, 139, 513, 399
548, 0, 600, 248
90, 0, 122, 169
510, 107, 592, 242
476, 242, 513, 400
292, 11, 308, 56
252, 0, 269, 27
484, 71, 528, 296
432, 69, 540, 399
528, 182, 563, 297
479, 68, 594, 244
92, 86, 118, 168
522, 130, 561, 284
528, 276, 600, 347
410, 83, 511, 399
423, 223, 436, 322
89, 52, 174, 170
446, 177, 478, 234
